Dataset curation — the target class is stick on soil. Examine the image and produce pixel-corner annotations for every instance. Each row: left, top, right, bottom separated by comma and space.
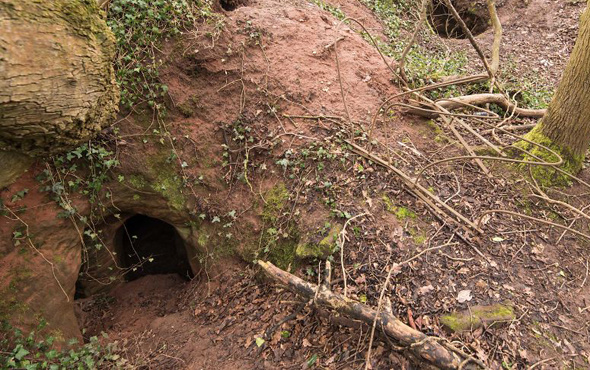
258, 260, 486, 370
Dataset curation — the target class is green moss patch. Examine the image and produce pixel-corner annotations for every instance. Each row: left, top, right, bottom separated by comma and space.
0, 266, 32, 325
256, 183, 300, 270
441, 304, 515, 333
296, 223, 342, 259
262, 183, 289, 223
515, 124, 583, 186
147, 154, 186, 211
382, 194, 416, 220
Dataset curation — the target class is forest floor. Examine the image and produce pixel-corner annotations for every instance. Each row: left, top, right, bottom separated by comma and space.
75, 0, 590, 368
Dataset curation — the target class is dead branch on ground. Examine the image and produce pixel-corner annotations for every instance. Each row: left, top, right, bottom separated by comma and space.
258, 260, 486, 370
405, 94, 546, 118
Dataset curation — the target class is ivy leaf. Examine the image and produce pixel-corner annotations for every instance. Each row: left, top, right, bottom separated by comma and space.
13, 344, 29, 360
307, 354, 318, 367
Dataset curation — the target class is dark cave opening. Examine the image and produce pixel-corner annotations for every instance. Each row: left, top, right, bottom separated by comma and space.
220, 0, 242, 11
428, 0, 488, 39
115, 214, 194, 282
74, 214, 196, 342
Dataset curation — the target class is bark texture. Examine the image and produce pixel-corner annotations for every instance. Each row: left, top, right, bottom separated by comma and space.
535, 1, 590, 162
0, 0, 119, 157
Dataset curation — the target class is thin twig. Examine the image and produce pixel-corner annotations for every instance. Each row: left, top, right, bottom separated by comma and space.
339, 212, 368, 297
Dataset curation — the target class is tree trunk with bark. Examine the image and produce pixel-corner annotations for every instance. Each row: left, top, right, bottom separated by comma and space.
0, 0, 119, 186
523, 0, 590, 172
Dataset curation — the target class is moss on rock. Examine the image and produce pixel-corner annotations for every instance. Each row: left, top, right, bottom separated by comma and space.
441, 304, 515, 333
146, 153, 187, 211
262, 183, 289, 223
0, 266, 32, 325
0, 151, 35, 189
257, 183, 300, 270
296, 223, 342, 259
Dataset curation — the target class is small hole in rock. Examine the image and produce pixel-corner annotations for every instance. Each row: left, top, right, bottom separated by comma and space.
220, 0, 241, 11
428, 0, 488, 39
116, 214, 194, 282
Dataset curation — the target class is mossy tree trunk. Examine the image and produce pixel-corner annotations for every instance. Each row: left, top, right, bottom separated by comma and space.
0, 0, 119, 187
525, 0, 590, 171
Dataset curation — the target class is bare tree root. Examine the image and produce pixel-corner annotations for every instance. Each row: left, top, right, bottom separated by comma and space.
258, 260, 487, 370
403, 94, 545, 118
436, 94, 546, 118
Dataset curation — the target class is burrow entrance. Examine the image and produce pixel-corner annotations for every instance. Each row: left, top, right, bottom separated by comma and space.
75, 214, 197, 341
115, 214, 194, 281
428, 0, 488, 38
219, 0, 246, 11
75, 213, 195, 299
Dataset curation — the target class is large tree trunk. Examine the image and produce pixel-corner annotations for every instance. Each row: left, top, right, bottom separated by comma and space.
526, 1, 590, 170
0, 0, 119, 186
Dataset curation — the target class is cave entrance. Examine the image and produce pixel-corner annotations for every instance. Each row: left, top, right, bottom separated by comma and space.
219, 0, 246, 11
115, 214, 194, 281
428, 0, 488, 39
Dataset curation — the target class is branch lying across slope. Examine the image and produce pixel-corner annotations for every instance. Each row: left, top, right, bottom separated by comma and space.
403, 94, 546, 118
258, 260, 486, 370
437, 94, 546, 118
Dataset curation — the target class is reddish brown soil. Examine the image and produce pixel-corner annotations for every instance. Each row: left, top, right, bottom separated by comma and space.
72, 0, 590, 368
76, 260, 407, 369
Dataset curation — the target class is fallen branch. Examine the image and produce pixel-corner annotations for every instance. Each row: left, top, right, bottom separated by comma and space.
258, 261, 486, 369
436, 94, 546, 118
404, 94, 545, 118
345, 140, 484, 234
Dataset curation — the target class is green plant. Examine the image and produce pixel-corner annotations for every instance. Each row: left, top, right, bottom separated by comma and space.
310, 0, 346, 20
359, 0, 472, 94
1, 321, 127, 369
44, 142, 120, 207
361, 0, 416, 38
35, 142, 123, 284
107, 0, 223, 112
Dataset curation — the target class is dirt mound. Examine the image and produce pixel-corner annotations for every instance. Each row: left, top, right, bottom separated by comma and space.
0, 0, 400, 350
161, 0, 397, 128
